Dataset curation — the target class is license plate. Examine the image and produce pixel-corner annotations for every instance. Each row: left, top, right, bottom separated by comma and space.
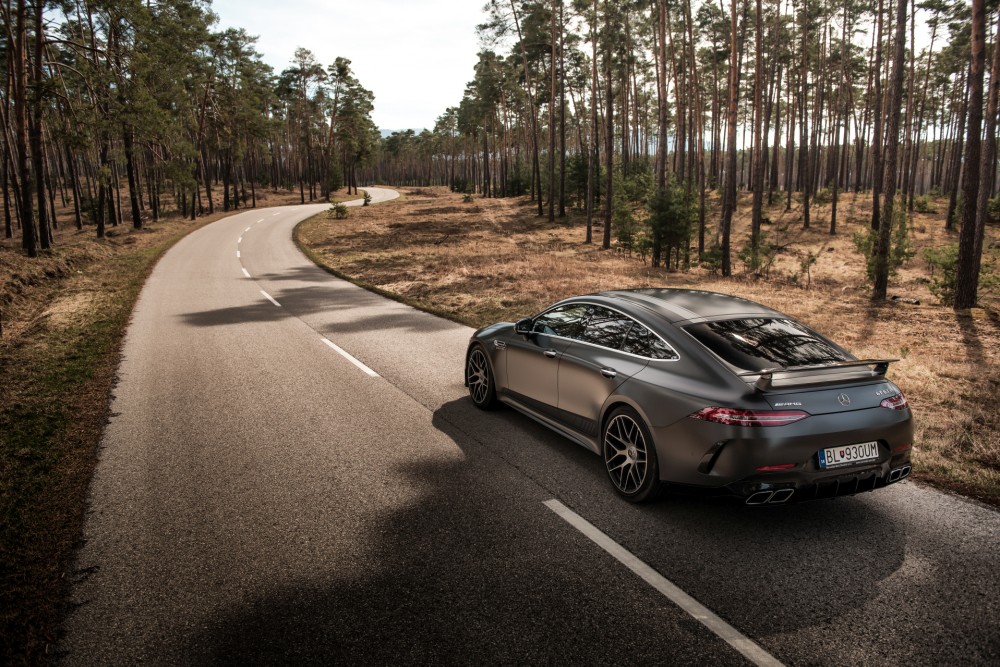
818, 441, 880, 469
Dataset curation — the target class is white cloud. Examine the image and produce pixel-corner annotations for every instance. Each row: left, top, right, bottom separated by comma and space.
210, 0, 485, 131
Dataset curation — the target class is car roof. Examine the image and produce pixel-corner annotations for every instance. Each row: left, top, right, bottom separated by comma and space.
592, 288, 786, 324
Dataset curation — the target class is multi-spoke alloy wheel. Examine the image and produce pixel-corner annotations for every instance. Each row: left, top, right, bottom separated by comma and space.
603, 407, 660, 502
467, 346, 497, 409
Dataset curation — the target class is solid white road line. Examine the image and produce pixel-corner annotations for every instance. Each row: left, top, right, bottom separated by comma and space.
260, 290, 281, 307
543, 499, 784, 667
320, 337, 380, 378
242, 268, 251, 278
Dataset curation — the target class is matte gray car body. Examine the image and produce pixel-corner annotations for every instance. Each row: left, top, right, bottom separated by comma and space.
464, 289, 914, 503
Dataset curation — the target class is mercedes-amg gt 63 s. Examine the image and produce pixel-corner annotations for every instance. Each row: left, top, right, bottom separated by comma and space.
465, 289, 914, 504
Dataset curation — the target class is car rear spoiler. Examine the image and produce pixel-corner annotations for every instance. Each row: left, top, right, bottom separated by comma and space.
743, 359, 897, 392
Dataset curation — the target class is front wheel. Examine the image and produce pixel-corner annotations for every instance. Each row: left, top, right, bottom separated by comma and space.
466, 344, 498, 409
603, 406, 662, 502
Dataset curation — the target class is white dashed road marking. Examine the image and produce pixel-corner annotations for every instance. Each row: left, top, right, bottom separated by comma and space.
260, 290, 281, 307
321, 337, 380, 377
543, 499, 784, 667
242, 268, 251, 278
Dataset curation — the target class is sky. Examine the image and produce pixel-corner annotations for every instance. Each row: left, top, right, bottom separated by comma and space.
209, 0, 487, 132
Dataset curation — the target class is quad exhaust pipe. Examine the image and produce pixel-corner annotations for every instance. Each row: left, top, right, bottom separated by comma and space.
745, 488, 795, 505
888, 465, 912, 483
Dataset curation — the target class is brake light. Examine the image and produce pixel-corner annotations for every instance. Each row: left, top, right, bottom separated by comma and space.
756, 463, 797, 471
880, 393, 909, 410
691, 407, 809, 427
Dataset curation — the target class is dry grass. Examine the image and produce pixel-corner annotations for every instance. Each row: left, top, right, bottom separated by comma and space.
298, 186, 1000, 507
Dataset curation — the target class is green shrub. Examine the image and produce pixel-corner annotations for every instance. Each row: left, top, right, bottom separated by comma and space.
914, 195, 935, 214
923, 243, 960, 305
700, 244, 724, 275
925, 243, 1000, 305
853, 196, 912, 282
812, 187, 833, 205
989, 195, 1000, 222
331, 203, 349, 219
362, 190, 372, 206
462, 193, 474, 203
737, 233, 782, 277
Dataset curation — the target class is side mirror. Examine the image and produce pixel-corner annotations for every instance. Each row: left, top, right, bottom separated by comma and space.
514, 317, 534, 336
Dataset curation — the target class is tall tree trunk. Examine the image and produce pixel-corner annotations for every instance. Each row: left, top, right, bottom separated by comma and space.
871, 0, 908, 301
15, 0, 36, 256
721, 0, 741, 276
954, 0, 989, 309
30, 0, 50, 250
799, 0, 811, 230
603, 33, 614, 251
548, 0, 557, 221
870, 0, 885, 230
750, 0, 765, 263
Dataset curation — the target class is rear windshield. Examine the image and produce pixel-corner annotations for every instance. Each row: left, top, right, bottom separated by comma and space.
684, 318, 849, 372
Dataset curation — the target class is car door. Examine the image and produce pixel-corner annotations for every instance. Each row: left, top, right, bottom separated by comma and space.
557, 306, 650, 437
504, 303, 588, 412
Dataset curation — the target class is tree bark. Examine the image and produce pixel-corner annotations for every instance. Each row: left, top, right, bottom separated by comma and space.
954, 0, 990, 309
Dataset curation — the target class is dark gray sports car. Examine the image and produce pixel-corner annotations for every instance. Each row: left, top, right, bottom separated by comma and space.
465, 289, 913, 504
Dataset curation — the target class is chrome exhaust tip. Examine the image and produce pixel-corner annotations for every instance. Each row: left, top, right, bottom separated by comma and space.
899, 465, 911, 479
769, 489, 794, 503
888, 468, 903, 482
746, 491, 774, 505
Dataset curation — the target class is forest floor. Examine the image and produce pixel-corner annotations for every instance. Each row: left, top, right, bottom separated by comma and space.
297, 185, 1000, 509
0, 186, 340, 663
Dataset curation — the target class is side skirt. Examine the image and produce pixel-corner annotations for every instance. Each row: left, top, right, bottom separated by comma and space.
498, 394, 601, 455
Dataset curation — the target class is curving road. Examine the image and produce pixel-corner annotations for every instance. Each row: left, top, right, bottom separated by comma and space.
62, 188, 999, 665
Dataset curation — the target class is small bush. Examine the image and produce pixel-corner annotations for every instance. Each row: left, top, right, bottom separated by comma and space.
914, 195, 935, 214
362, 190, 372, 206
853, 196, 912, 281
700, 244, 724, 275
462, 193, 474, 203
737, 233, 782, 277
923, 243, 960, 305
812, 187, 833, 205
331, 203, 349, 219
989, 195, 1000, 222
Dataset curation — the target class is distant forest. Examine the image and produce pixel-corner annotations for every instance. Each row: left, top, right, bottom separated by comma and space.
2, 0, 998, 307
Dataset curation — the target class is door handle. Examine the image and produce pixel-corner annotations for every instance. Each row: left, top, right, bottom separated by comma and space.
600, 367, 617, 379
543, 349, 558, 358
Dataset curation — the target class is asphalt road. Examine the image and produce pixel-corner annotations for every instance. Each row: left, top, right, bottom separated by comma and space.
62, 188, 1000, 665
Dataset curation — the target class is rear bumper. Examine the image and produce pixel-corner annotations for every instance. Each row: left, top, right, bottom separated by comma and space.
650, 407, 914, 502
725, 453, 913, 504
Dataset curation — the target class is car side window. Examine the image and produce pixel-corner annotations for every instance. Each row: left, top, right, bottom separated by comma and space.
579, 306, 634, 350
623, 323, 679, 360
532, 304, 589, 338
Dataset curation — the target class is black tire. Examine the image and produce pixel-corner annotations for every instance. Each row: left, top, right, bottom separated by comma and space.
602, 406, 662, 503
466, 344, 499, 410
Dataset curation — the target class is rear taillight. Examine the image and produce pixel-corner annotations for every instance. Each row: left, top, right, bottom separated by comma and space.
691, 407, 809, 427
880, 393, 909, 410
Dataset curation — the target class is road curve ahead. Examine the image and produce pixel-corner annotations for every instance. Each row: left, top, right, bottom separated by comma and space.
62, 190, 1000, 665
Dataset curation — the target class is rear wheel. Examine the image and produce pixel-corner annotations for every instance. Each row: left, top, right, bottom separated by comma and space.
603, 406, 661, 502
467, 345, 498, 409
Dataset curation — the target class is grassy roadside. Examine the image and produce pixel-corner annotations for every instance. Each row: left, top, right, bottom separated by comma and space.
0, 218, 222, 662
296, 186, 1000, 508
0, 187, 326, 663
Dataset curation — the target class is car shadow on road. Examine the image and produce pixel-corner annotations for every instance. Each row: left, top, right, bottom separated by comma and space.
427, 398, 909, 641
173, 398, 913, 665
